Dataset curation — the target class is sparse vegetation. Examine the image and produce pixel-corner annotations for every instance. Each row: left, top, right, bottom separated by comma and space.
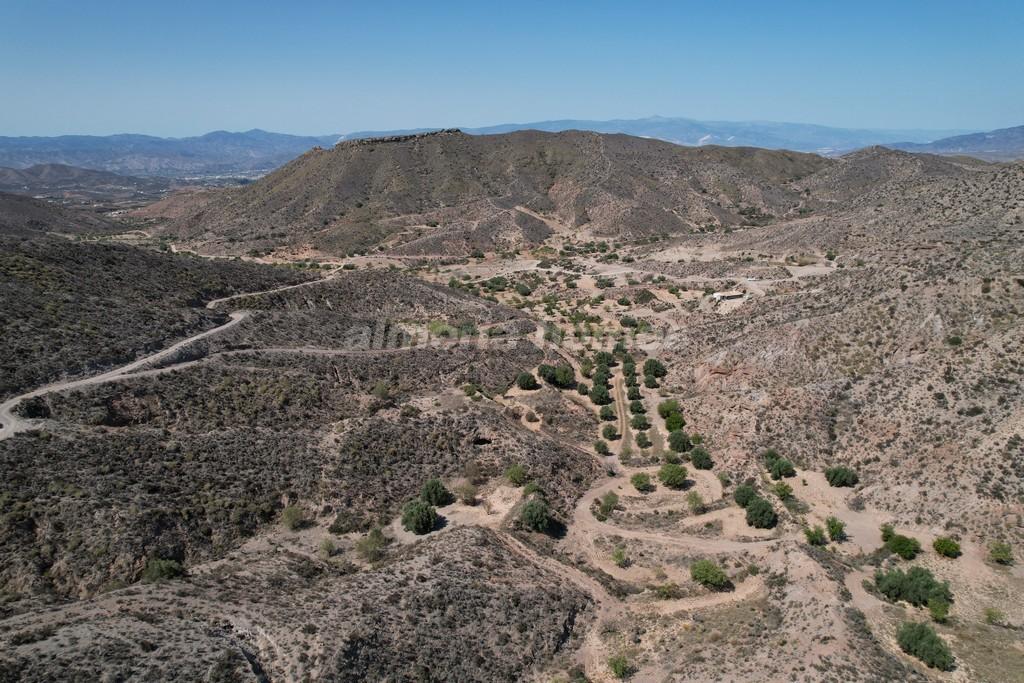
401, 499, 437, 535
658, 462, 688, 489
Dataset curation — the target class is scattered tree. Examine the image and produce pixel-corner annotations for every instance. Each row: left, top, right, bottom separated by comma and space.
686, 490, 705, 514
932, 537, 961, 558
745, 497, 777, 528
421, 478, 453, 506
989, 541, 1014, 565
824, 466, 859, 487
667, 430, 691, 453
521, 498, 550, 532
804, 526, 827, 546
506, 463, 528, 486
281, 505, 305, 531
690, 446, 713, 469
515, 372, 539, 390
600, 404, 617, 421
658, 462, 688, 489
690, 559, 729, 590
826, 516, 847, 542
602, 424, 620, 441
896, 622, 954, 671
401, 500, 437, 535
734, 484, 757, 508
631, 472, 654, 493
141, 558, 184, 583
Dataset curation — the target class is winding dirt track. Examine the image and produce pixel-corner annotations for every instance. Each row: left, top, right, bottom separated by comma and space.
0, 312, 250, 440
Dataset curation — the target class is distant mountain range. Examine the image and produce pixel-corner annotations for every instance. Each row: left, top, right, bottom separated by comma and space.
0, 130, 340, 177
889, 124, 1024, 161
0, 118, 1019, 180
340, 116, 973, 156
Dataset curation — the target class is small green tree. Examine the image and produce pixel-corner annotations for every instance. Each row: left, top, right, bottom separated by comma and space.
281, 505, 305, 531
643, 358, 667, 378
141, 558, 184, 583
631, 472, 654, 492
516, 372, 539, 390
506, 463, 528, 486
421, 478, 453, 506
667, 430, 691, 453
664, 412, 685, 432
990, 541, 1014, 565
598, 491, 619, 518
690, 446, 713, 469
594, 440, 611, 456
521, 498, 550, 532
602, 424, 620, 441
635, 432, 652, 448
887, 534, 922, 560
611, 547, 629, 568
658, 462, 688, 489
896, 622, 954, 671
745, 497, 777, 529
769, 458, 796, 480
686, 490, 705, 514
690, 559, 729, 590
734, 484, 757, 508
590, 383, 612, 405
600, 404, 617, 421
355, 527, 388, 562
824, 466, 859, 487
630, 414, 650, 430
826, 516, 847, 542
629, 400, 645, 414
657, 399, 680, 418
627, 386, 642, 401
932, 537, 961, 558
804, 526, 827, 546
773, 481, 793, 500
401, 500, 437, 535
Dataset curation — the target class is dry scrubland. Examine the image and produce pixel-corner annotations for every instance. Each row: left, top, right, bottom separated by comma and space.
1, 133, 1023, 682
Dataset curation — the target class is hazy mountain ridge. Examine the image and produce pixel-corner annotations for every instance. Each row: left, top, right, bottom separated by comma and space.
0, 164, 172, 202
891, 124, 1024, 161
0, 129, 340, 177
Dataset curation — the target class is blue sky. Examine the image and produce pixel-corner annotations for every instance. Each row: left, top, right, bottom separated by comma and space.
2, 0, 1021, 136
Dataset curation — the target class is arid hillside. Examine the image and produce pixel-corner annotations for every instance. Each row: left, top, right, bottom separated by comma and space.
158, 129, 830, 257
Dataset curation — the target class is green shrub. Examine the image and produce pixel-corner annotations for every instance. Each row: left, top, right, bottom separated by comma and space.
773, 481, 793, 500
421, 478, 453, 506
627, 386, 642, 401
643, 358, 667, 378
932, 537, 961, 558
686, 490, 705, 514
824, 466, 859, 487
734, 484, 757, 508
631, 472, 654, 493
600, 404, 617, 421
667, 430, 691, 453
629, 400, 646, 414
664, 412, 685, 432
690, 559, 729, 590
502, 463, 528, 485
928, 596, 950, 623
804, 526, 827, 546
635, 432, 652, 448
355, 527, 389, 562
590, 384, 612, 405
826, 516, 847, 542
608, 654, 631, 679
281, 505, 305, 531
769, 458, 796, 480
521, 498, 550, 532
594, 440, 611, 456
141, 558, 184, 583
874, 566, 952, 608
658, 462, 688, 489
745, 497, 777, 529
515, 372, 539, 390
598, 491, 619, 517
643, 374, 659, 388
896, 622, 954, 671
657, 399, 680, 418
887, 533, 922, 560
630, 414, 650, 430
989, 541, 1014, 565
602, 424, 620, 440
611, 547, 629, 568
538, 363, 576, 389
401, 500, 437, 534
880, 523, 895, 542
690, 446, 713, 469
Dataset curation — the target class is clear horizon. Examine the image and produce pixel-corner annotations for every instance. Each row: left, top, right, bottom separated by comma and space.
2, 0, 1022, 137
